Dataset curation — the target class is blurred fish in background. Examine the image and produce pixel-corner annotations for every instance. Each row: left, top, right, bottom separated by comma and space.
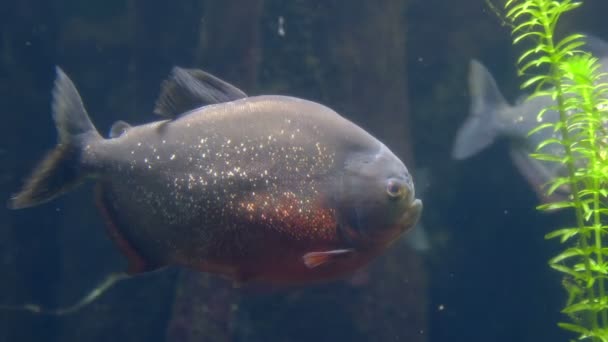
451, 35, 608, 202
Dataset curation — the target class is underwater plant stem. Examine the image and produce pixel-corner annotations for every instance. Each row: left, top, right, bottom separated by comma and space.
507, 0, 608, 338
587, 103, 607, 327
554, 77, 601, 333
578, 77, 608, 326
555, 88, 599, 330
538, 4, 600, 330
593, 173, 607, 327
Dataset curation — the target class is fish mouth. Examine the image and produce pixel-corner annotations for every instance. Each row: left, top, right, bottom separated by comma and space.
371, 196, 423, 242
399, 198, 423, 233
363, 198, 422, 247
394, 176, 421, 233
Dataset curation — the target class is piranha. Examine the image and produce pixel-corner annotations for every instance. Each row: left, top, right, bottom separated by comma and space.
9, 66, 422, 285
451, 35, 608, 201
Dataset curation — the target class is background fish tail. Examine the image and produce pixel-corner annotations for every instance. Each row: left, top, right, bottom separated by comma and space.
451, 60, 508, 159
9, 67, 102, 209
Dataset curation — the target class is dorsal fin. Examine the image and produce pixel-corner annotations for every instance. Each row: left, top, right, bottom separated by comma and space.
153, 67, 247, 119
108, 120, 132, 138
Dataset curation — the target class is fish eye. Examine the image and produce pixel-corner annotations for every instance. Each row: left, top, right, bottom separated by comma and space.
386, 178, 405, 199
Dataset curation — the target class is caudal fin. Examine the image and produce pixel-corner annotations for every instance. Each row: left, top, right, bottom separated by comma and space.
451, 60, 509, 160
9, 67, 102, 209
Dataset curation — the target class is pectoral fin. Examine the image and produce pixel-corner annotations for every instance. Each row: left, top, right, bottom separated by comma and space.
302, 249, 354, 269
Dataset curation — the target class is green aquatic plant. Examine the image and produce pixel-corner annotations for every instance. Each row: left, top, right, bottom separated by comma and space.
505, 0, 608, 340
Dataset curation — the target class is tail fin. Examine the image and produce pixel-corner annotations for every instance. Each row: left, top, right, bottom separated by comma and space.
9, 67, 102, 209
451, 60, 509, 160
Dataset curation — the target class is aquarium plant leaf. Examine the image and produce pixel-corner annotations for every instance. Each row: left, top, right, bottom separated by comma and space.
545, 227, 579, 242
557, 322, 591, 335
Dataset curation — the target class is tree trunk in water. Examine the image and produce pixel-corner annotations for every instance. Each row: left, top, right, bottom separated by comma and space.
323, 0, 415, 167
166, 1, 427, 342
315, 1, 427, 341
166, 1, 264, 341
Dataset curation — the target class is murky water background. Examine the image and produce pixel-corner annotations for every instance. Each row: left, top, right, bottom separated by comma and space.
2, 1, 608, 341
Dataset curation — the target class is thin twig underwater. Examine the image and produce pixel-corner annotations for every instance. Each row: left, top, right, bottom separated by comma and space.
0, 272, 128, 315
